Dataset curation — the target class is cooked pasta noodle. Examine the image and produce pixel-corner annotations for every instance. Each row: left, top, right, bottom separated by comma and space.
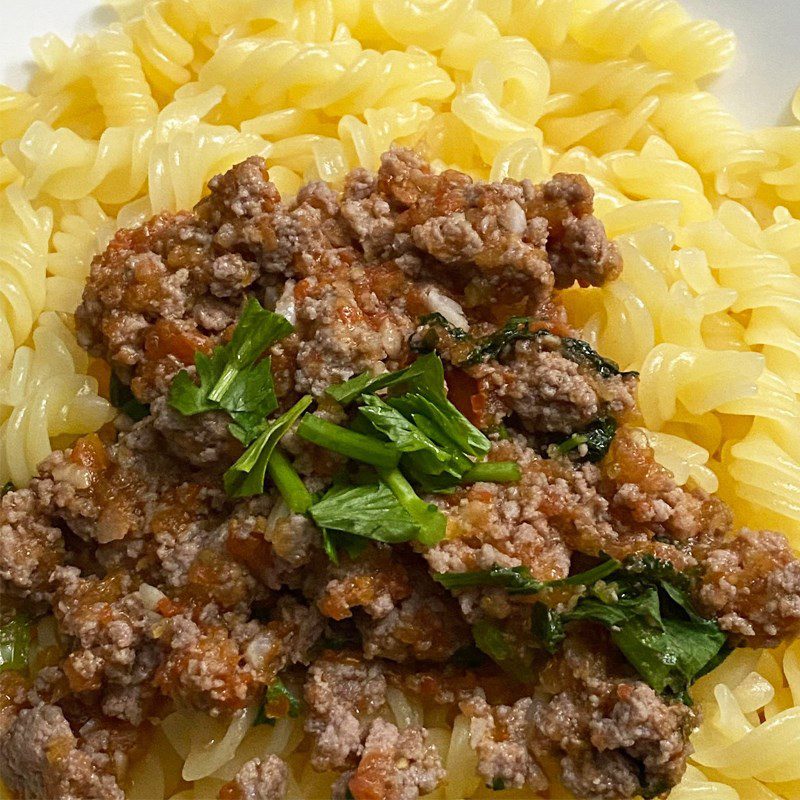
570, 0, 736, 81
0, 312, 113, 488
3, 0, 800, 797
0, 186, 51, 363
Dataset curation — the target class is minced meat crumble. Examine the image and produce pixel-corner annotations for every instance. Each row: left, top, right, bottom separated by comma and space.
1, 149, 798, 800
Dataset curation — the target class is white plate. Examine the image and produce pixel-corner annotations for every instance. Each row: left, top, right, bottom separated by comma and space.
1, 0, 799, 128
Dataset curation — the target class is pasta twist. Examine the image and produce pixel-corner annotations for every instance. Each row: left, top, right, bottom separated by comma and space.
571, 0, 736, 81
268, 0, 364, 42
604, 136, 714, 223
337, 102, 435, 171
0, 312, 113, 488
372, 0, 476, 52
681, 202, 800, 393
0, 87, 37, 141
4, 87, 266, 213
450, 36, 549, 161
712, 367, 800, 542
25, 34, 108, 138
197, 31, 453, 125
540, 93, 659, 152
255, 133, 342, 188
686, 641, 800, 794
487, 0, 576, 53
562, 218, 737, 398
4, 120, 152, 205
756, 127, 800, 209
548, 54, 676, 112
0, 186, 51, 366
651, 92, 770, 199
146, 123, 269, 212
644, 431, 717, 492
636, 343, 764, 434
551, 146, 632, 214
0, 89, 34, 188
113, 0, 200, 100
723, 426, 800, 542
90, 27, 159, 126
489, 136, 551, 184
47, 199, 115, 314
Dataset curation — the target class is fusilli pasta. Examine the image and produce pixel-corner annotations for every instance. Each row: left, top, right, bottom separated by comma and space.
3, 0, 800, 797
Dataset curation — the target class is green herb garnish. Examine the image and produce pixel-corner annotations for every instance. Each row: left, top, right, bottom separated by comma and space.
462, 317, 548, 365
460, 461, 521, 484
388, 390, 489, 459
556, 417, 618, 463
309, 482, 420, 543
320, 527, 369, 564
414, 315, 638, 382
266, 448, 313, 513
326, 352, 445, 405
0, 616, 30, 673
532, 556, 729, 700
560, 336, 631, 379
328, 354, 489, 457
109, 373, 150, 422
358, 395, 453, 469
377, 467, 447, 546
530, 603, 565, 653
357, 394, 471, 488
323, 353, 491, 497
169, 298, 293, 445
410, 312, 470, 354
254, 679, 301, 726
296, 414, 400, 470
224, 396, 312, 498
471, 619, 537, 683
434, 558, 621, 594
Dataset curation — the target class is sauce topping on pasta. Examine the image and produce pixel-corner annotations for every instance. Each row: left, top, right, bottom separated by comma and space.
1, 150, 799, 800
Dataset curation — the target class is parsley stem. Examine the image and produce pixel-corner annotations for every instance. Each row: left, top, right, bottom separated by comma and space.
297, 415, 400, 469
461, 461, 521, 484
267, 449, 313, 514
209, 364, 238, 403
378, 467, 447, 546
0, 615, 31, 672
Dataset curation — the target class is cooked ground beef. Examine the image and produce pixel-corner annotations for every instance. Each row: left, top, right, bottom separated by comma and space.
346, 718, 445, 800
225, 755, 289, 800
0, 703, 130, 800
460, 694, 547, 791
698, 528, 800, 647
2, 150, 799, 800
531, 637, 695, 800
470, 338, 637, 432
355, 562, 471, 662
303, 655, 388, 771
307, 544, 412, 622
0, 488, 64, 601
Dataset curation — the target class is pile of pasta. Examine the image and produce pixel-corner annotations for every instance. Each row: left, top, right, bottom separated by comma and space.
2, 0, 800, 797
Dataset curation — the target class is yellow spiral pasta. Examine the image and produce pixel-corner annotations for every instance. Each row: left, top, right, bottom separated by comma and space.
0, 312, 113, 488
0, 186, 51, 364
488, 0, 576, 54
111, 0, 200, 99
47, 198, 115, 314
570, 0, 736, 81
90, 27, 160, 126
652, 92, 772, 199
3, 0, 800, 797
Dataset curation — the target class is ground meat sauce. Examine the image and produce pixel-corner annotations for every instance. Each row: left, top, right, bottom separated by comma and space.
1, 149, 799, 800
